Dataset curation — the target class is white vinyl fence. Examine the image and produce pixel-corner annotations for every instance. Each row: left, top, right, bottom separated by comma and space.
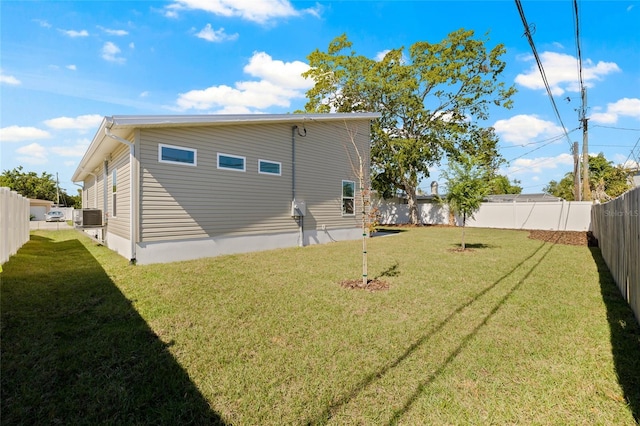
591, 187, 640, 323
1, 187, 30, 265
374, 198, 592, 231
465, 201, 592, 231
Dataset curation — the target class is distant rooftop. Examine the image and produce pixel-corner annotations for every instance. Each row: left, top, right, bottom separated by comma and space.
484, 193, 563, 203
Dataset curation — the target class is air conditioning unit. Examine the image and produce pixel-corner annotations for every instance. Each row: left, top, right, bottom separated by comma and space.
74, 209, 103, 227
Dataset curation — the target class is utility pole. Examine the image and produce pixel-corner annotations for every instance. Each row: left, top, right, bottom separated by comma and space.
572, 141, 581, 200
580, 87, 591, 201
56, 172, 60, 206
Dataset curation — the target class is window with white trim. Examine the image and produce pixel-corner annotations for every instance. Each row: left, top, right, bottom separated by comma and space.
159, 144, 197, 166
342, 180, 355, 215
258, 159, 281, 176
218, 153, 246, 171
112, 169, 117, 217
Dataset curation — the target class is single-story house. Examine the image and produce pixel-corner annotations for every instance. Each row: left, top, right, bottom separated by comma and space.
29, 198, 54, 220
71, 113, 380, 264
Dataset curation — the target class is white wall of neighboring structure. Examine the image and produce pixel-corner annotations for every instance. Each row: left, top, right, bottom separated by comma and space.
373, 198, 450, 225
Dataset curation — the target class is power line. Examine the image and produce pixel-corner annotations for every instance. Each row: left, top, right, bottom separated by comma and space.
505, 127, 580, 164
624, 136, 640, 167
498, 127, 580, 151
514, 0, 574, 152
591, 124, 640, 132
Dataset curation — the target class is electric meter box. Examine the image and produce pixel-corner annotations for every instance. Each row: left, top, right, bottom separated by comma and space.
291, 199, 306, 217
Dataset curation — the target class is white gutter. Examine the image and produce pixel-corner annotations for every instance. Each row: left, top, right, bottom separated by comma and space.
105, 125, 137, 265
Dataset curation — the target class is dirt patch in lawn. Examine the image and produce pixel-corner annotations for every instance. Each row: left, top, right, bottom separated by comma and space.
528, 230, 597, 246
340, 278, 390, 292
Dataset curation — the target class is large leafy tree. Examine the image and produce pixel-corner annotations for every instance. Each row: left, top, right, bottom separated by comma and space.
0, 166, 80, 207
543, 153, 632, 201
441, 153, 490, 250
489, 175, 522, 195
303, 30, 516, 224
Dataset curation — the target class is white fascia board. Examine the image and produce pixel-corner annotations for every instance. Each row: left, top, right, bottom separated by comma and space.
108, 113, 380, 129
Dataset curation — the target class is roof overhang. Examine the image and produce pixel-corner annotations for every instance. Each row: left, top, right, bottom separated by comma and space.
71, 113, 381, 183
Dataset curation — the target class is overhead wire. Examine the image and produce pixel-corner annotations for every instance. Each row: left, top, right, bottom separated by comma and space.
514, 0, 575, 152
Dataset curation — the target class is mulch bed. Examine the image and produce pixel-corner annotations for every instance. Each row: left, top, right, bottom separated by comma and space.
340, 278, 390, 291
528, 230, 597, 246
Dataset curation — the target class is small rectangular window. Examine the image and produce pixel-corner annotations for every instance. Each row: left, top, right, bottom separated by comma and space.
258, 159, 281, 176
159, 144, 197, 166
342, 180, 355, 216
112, 169, 117, 217
218, 153, 246, 171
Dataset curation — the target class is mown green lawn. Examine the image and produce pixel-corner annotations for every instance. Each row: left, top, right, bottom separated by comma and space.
1, 227, 639, 425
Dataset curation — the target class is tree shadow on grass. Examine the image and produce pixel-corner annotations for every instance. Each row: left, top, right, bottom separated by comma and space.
309, 240, 550, 424
589, 247, 640, 423
1, 235, 226, 425
450, 242, 495, 250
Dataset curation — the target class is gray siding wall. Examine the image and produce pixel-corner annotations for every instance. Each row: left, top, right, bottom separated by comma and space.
84, 175, 96, 208
138, 119, 371, 242
295, 120, 370, 231
107, 144, 131, 239
83, 169, 104, 211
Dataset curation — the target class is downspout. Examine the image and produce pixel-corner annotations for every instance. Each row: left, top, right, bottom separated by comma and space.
103, 159, 109, 226
292, 125, 306, 247
105, 125, 137, 265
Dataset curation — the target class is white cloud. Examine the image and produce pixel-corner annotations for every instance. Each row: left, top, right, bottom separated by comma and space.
102, 42, 125, 63
140, 91, 149, 98
66, 64, 77, 71
16, 143, 48, 165
195, 24, 238, 42
375, 50, 391, 62
243, 52, 311, 89
165, 0, 319, 24
212, 105, 257, 114
508, 153, 574, 175
51, 139, 91, 157
60, 29, 89, 37
0, 71, 21, 85
493, 114, 564, 145
44, 114, 103, 131
589, 98, 640, 124
98, 26, 129, 36
0, 126, 51, 142
33, 19, 52, 28
129, 42, 135, 49
515, 51, 620, 95
175, 51, 312, 111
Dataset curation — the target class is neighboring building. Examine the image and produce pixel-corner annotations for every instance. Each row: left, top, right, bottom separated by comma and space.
71, 113, 379, 264
29, 198, 54, 220
483, 193, 563, 203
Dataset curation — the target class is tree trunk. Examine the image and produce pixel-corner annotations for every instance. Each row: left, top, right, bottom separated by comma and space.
405, 184, 420, 225
461, 212, 466, 250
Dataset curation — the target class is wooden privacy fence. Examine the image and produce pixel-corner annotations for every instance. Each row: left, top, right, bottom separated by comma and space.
591, 186, 640, 323
0, 187, 30, 265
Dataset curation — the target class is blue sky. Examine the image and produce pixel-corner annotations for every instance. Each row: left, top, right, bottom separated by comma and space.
1, 0, 639, 196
